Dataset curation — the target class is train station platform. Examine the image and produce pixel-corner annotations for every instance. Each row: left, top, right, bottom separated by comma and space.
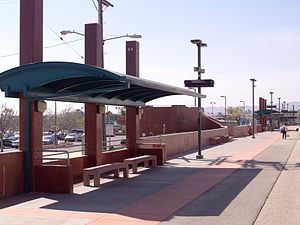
0, 127, 299, 225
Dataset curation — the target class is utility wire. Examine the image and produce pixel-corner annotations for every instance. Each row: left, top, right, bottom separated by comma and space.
91, 0, 99, 12
0, 1, 18, 5
45, 22, 84, 59
44, 38, 84, 49
1, 38, 84, 58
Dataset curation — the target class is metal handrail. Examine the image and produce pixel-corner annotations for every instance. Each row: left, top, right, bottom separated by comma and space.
36, 148, 85, 166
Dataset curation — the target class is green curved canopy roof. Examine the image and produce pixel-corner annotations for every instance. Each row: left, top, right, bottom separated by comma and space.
0, 61, 205, 106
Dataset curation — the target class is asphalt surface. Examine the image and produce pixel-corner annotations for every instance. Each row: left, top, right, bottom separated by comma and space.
0, 128, 299, 225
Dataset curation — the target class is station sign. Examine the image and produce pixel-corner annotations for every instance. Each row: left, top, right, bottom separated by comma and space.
184, 79, 215, 88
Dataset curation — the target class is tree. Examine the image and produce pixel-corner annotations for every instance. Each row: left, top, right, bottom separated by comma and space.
227, 106, 242, 125
0, 104, 16, 152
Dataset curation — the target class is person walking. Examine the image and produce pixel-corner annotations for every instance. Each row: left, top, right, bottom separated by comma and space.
281, 124, 288, 139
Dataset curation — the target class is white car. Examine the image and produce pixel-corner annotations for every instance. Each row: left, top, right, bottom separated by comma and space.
65, 133, 81, 142
12, 138, 20, 148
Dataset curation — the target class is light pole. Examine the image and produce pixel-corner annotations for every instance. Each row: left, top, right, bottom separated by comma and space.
250, 78, 256, 138
60, 30, 142, 43
278, 97, 281, 126
191, 39, 207, 159
240, 100, 246, 123
293, 104, 295, 125
270, 91, 274, 131
220, 96, 227, 123
54, 101, 58, 145
283, 101, 286, 123
210, 102, 216, 117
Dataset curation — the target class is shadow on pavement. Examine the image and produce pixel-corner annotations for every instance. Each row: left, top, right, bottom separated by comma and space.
166, 168, 262, 218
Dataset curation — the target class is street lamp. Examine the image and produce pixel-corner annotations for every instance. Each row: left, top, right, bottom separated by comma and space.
240, 100, 246, 123
191, 39, 207, 159
270, 91, 274, 131
220, 96, 227, 123
250, 78, 256, 138
60, 30, 142, 43
210, 102, 216, 117
283, 101, 286, 123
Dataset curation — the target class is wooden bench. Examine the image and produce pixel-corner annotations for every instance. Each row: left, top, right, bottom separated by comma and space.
209, 137, 221, 145
83, 162, 128, 187
124, 155, 157, 174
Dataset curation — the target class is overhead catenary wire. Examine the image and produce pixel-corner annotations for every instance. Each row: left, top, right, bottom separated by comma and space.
1, 38, 84, 58
0, 1, 18, 5
45, 23, 84, 60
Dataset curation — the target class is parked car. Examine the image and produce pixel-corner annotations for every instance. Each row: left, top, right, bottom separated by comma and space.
120, 139, 127, 145
57, 130, 68, 140
2, 136, 17, 147
64, 133, 81, 142
12, 138, 20, 148
67, 129, 84, 141
43, 135, 54, 145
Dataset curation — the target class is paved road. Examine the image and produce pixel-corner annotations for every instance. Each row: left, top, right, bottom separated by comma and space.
0, 129, 300, 225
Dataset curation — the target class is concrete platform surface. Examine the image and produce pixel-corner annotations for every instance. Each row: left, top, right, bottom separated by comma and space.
1, 128, 300, 225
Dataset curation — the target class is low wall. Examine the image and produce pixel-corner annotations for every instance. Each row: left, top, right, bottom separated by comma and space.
228, 125, 250, 137
0, 151, 25, 199
139, 127, 228, 157
35, 165, 73, 194
46, 155, 89, 184
103, 149, 129, 164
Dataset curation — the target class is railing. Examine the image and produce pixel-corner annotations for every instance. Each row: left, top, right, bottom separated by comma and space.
102, 137, 126, 151
137, 135, 164, 148
35, 148, 85, 166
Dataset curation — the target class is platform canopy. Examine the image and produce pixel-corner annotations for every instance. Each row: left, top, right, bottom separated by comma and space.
0, 62, 205, 107
255, 109, 280, 115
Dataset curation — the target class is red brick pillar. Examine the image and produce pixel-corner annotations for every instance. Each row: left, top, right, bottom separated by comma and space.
126, 41, 140, 157
19, 0, 44, 191
84, 23, 103, 166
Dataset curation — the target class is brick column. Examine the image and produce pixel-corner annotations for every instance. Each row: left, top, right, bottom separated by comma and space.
84, 23, 103, 166
126, 41, 140, 157
19, 0, 44, 191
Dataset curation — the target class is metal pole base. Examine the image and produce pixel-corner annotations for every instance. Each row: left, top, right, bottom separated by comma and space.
196, 154, 204, 159
252, 136, 255, 139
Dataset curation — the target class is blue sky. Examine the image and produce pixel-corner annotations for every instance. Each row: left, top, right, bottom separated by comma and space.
1, 0, 300, 111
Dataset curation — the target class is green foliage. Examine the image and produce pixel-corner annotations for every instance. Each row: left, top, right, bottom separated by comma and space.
43, 105, 84, 131
0, 104, 16, 151
227, 106, 242, 125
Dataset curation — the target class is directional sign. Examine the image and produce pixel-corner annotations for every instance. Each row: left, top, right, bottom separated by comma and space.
193, 67, 205, 73
184, 79, 214, 88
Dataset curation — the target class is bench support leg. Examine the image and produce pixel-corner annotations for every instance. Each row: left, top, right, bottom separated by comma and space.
152, 159, 157, 168
94, 174, 100, 186
122, 168, 129, 178
114, 169, 120, 178
132, 164, 138, 173
83, 175, 90, 186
